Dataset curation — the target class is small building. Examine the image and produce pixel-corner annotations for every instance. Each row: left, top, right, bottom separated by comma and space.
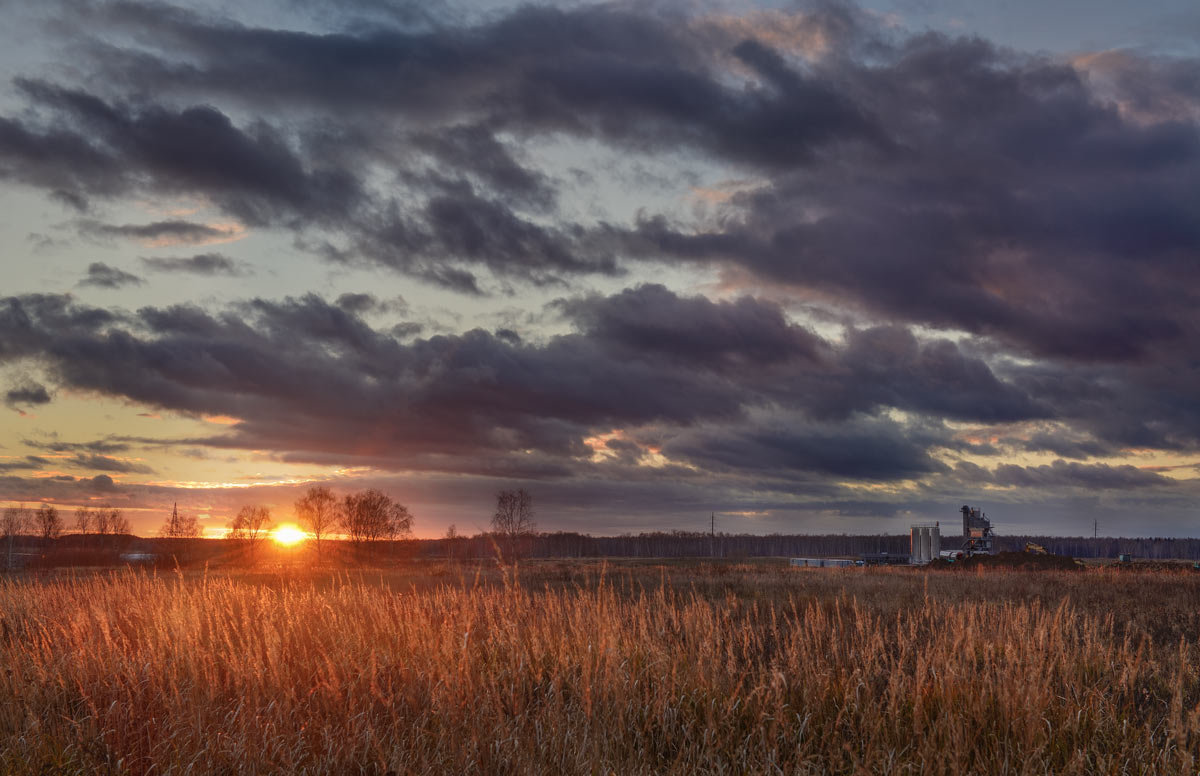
790, 557, 856, 568
860, 551, 911, 566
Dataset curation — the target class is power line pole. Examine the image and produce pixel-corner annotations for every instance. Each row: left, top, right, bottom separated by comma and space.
710, 512, 715, 558
1094, 519, 1097, 539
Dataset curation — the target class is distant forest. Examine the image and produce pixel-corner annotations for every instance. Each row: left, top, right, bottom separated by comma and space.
436, 531, 1200, 561
8, 531, 1200, 566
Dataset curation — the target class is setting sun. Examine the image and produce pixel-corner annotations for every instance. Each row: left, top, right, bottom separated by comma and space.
272, 524, 307, 546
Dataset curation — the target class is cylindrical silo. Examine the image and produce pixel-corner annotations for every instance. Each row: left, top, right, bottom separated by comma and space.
931, 525, 941, 558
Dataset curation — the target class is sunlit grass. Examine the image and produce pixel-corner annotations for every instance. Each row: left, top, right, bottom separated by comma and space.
0, 564, 1197, 774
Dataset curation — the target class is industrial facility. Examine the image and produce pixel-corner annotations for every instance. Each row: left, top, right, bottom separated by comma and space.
960, 504, 994, 555
909, 505, 995, 564
909, 523, 941, 564
790, 504, 997, 568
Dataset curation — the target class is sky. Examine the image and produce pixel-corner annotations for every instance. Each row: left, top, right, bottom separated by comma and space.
1, 0, 1199, 539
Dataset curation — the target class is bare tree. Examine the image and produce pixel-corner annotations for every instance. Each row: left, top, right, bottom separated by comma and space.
444, 523, 459, 562
492, 488, 535, 561
94, 506, 128, 537
95, 506, 112, 536
159, 502, 202, 538
74, 507, 94, 536
2, 505, 29, 571
107, 508, 130, 536
295, 486, 337, 563
340, 490, 413, 554
228, 505, 272, 563
33, 504, 63, 541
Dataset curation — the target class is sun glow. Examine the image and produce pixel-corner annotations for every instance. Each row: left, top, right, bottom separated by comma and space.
272, 524, 307, 546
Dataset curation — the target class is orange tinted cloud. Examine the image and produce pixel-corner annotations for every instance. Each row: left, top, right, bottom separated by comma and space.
202, 415, 242, 425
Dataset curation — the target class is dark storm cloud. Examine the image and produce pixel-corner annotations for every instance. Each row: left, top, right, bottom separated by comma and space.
0, 289, 1049, 485
5, 381, 50, 408
79, 262, 143, 289
0, 295, 121, 358
0, 0, 1193, 349
662, 417, 948, 481
140, 253, 247, 276
0, 2, 889, 288
0, 0, 1198, 525
807, 327, 1049, 422
989, 460, 1171, 490
77, 2, 887, 166
1009, 359, 1200, 453
3, 79, 362, 228
557, 283, 820, 369
618, 33, 1200, 362
412, 125, 556, 210
1015, 428, 1114, 460
87, 474, 119, 492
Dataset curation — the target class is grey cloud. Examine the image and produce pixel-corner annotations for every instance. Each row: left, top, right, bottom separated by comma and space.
9, 79, 362, 228
990, 460, 1171, 490
0, 0, 1196, 524
0, 290, 1030, 484
334, 292, 409, 317
80, 262, 143, 289
5, 381, 51, 408
0, 456, 47, 472
557, 283, 821, 370
662, 416, 949, 482
87, 474, 119, 492
140, 253, 247, 276
68, 453, 155, 475
24, 436, 130, 454
78, 220, 241, 245
0, 0, 1193, 351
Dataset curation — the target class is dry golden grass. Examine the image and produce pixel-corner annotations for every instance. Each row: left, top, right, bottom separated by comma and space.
1, 563, 1199, 774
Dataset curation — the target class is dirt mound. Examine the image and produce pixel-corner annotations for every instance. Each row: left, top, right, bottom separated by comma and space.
930, 551, 1081, 571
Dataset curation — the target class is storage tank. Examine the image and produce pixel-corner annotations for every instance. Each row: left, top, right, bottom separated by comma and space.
910, 523, 940, 564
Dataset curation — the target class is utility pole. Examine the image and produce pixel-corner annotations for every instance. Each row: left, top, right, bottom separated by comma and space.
710, 512, 715, 558
1094, 519, 1097, 540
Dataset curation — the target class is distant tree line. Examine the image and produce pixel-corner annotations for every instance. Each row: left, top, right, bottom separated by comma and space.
993, 535, 1200, 561
8, 489, 1200, 570
420, 530, 910, 561
2, 503, 134, 570
293, 486, 414, 563
419, 532, 1200, 562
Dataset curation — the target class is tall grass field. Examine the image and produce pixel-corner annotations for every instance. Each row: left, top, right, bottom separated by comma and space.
2, 563, 1198, 774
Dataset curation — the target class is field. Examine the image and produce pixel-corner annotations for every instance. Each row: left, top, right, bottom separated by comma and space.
2, 561, 1199, 774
